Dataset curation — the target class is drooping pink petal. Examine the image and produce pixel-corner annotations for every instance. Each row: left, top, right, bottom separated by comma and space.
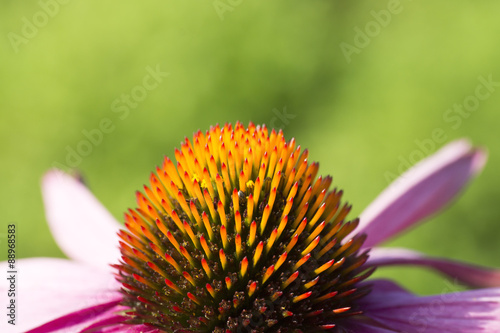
356, 139, 487, 249
366, 247, 500, 288
25, 300, 122, 333
80, 315, 126, 332
25, 305, 163, 333
357, 279, 500, 332
82, 320, 163, 333
42, 169, 122, 269
0, 258, 122, 332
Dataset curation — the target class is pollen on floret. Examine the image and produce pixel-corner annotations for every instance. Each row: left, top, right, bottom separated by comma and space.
115, 122, 372, 333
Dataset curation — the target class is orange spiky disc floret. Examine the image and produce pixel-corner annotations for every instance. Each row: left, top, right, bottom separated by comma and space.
115, 122, 373, 332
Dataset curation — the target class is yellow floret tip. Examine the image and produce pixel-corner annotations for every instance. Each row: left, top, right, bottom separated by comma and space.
191, 173, 201, 183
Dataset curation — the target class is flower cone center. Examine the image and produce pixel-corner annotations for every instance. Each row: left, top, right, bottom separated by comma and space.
115, 122, 373, 332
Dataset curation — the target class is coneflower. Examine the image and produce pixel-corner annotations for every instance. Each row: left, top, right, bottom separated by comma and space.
3, 122, 500, 333
115, 122, 372, 331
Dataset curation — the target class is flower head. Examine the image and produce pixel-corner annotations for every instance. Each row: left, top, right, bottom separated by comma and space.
3, 122, 500, 333
115, 122, 372, 331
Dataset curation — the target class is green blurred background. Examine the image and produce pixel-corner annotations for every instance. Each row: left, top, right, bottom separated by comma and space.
1, 1, 499, 295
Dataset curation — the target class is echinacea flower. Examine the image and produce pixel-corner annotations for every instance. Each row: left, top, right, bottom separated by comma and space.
2, 122, 500, 333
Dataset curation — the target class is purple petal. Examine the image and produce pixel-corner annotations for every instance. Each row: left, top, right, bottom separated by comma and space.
357, 279, 500, 332
25, 300, 122, 333
82, 321, 163, 333
42, 169, 122, 269
0, 258, 121, 332
356, 139, 487, 248
80, 315, 127, 332
366, 247, 500, 288
341, 321, 400, 332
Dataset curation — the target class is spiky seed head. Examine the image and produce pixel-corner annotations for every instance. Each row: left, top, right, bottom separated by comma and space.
115, 122, 373, 332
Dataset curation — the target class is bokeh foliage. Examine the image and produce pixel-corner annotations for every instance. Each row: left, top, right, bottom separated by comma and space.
1, 0, 499, 295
